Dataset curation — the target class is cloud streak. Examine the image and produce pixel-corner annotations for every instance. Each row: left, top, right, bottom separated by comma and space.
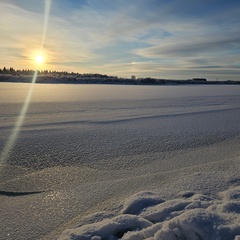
0, 0, 240, 80
134, 34, 240, 58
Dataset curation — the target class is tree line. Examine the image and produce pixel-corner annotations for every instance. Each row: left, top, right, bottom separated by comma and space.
0, 67, 77, 76
1, 66, 239, 85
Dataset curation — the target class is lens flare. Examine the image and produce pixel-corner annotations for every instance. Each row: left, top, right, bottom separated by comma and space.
0, 71, 38, 165
0, 0, 52, 171
41, 0, 52, 51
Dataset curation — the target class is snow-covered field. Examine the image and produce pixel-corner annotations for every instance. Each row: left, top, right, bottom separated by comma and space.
0, 83, 240, 240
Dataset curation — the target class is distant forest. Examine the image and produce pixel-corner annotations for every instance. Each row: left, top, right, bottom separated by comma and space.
0, 67, 239, 85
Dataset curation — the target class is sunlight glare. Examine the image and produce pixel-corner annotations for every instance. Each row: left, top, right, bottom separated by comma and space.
0, 0, 52, 172
36, 55, 44, 64
0, 71, 38, 167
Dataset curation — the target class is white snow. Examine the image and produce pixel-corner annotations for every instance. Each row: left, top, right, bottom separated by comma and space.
59, 187, 240, 240
0, 83, 240, 240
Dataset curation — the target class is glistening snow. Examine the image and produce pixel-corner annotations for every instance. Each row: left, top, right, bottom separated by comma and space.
59, 188, 240, 240
0, 84, 240, 240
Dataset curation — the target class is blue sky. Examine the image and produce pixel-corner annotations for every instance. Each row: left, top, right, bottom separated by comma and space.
0, 0, 240, 80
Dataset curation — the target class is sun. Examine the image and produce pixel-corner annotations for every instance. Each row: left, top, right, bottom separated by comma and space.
35, 55, 44, 64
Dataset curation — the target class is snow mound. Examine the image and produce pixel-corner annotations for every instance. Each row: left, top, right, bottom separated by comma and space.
121, 191, 164, 215
59, 215, 152, 240
59, 187, 240, 240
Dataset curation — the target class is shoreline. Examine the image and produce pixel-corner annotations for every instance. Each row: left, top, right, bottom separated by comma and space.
1, 75, 240, 86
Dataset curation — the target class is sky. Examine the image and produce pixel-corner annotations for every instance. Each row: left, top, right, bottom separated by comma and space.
0, 0, 240, 80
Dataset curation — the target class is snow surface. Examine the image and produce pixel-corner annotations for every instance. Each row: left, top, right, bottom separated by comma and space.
0, 83, 240, 240
59, 188, 240, 240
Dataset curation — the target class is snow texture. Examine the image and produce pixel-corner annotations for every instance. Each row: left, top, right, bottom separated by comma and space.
1, 84, 240, 240
59, 187, 240, 240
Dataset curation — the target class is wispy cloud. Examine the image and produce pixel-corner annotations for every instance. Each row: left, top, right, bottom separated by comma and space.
0, 0, 240, 79
134, 33, 240, 58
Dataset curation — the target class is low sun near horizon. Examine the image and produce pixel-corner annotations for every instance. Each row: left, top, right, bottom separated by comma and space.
35, 55, 44, 64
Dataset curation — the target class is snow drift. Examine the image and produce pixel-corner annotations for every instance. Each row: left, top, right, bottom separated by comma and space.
59, 187, 240, 240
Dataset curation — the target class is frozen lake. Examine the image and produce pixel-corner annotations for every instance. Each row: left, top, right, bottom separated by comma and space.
0, 83, 240, 239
